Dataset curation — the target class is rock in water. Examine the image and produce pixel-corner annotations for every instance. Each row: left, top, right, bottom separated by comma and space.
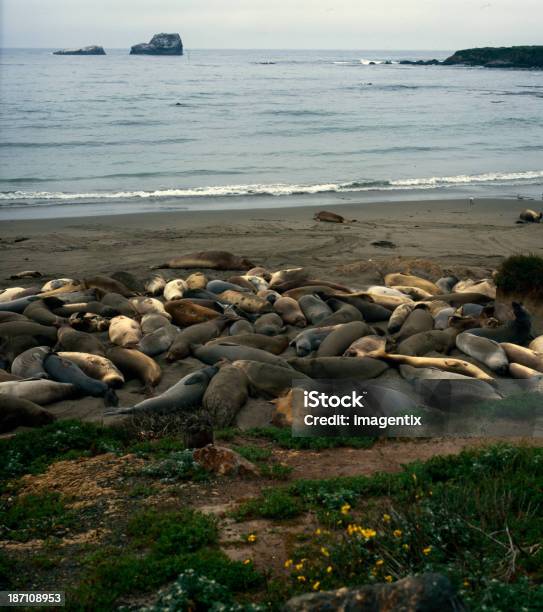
443, 46, 543, 69
130, 33, 183, 56
53, 46, 106, 55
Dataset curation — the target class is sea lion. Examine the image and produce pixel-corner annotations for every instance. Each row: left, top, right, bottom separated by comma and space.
84, 275, 134, 297
23, 300, 68, 327
254, 313, 285, 336
456, 332, 509, 374
519, 209, 542, 223
298, 294, 333, 325
509, 363, 542, 379
101, 292, 137, 316
0, 295, 41, 313
387, 302, 415, 334
500, 343, 543, 373
109, 316, 142, 348
0, 311, 28, 323
288, 356, 388, 380
43, 353, 118, 406
529, 336, 543, 353
139, 324, 178, 356
344, 335, 386, 358
395, 307, 434, 341
318, 299, 362, 326
11, 346, 50, 379
383, 354, 492, 380
58, 352, 125, 387
56, 326, 106, 356
192, 342, 290, 368
317, 321, 373, 357
274, 297, 307, 327
164, 279, 188, 301
314, 210, 345, 223
435, 276, 458, 294
140, 314, 171, 334
384, 273, 440, 295
229, 320, 254, 335
202, 363, 249, 427
69, 312, 110, 333
165, 300, 221, 326
0, 321, 57, 344
215, 290, 271, 314
166, 317, 232, 361
107, 346, 162, 391
397, 329, 458, 357
145, 274, 166, 296
207, 333, 288, 355
269, 268, 310, 291
153, 251, 254, 271
468, 302, 533, 345
290, 325, 340, 357
130, 297, 171, 319
0, 397, 56, 433
0, 379, 75, 405
105, 366, 217, 415
232, 360, 311, 398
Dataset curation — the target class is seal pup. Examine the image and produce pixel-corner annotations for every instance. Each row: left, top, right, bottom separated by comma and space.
229, 319, 254, 335
388, 303, 415, 334
317, 321, 373, 357
109, 316, 142, 348
101, 292, 137, 316
318, 299, 362, 326
467, 302, 533, 345
0, 379, 75, 405
165, 300, 221, 326
397, 329, 458, 357
268, 268, 311, 292
23, 300, 68, 327
332, 295, 391, 322
56, 326, 106, 356
105, 366, 218, 415
232, 360, 311, 398
140, 314, 171, 334
207, 280, 248, 295
1, 397, 56, 433
274, 297, 307, 327
247, 266, 271, 281
185, 272, 208, 291
58, 352, 125, 387
456, 332, 509, 374
11, 346, 50, 379
298, 294, 333, 325
257, 289, 281, 304
254, 313, 285, 336
384, 273, 440, 295
314, 210, 345, 223
240, 275, 269, 292
500, 343, 543, 373
288, 356, 388, 379
107, 347, 162, 392
164, 279, 188, 301
69, 312, 110, 333
202, 362, 249, 427
43, 353, 119, 406
153, 251, 254, 271
166, 316, 232, 361
40, 278, 75, 293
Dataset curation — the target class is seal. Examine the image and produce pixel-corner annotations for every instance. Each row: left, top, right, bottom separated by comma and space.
215, 290, 272, 314
269, 268, 310, 291
0, 311, 28, 324
166, 316, 232, 361
0, 295, 41, 313
240, 275, 269, 292
130, 296, 171, 319
153, 251, 254, 271
186, 272, 209, 291
257, 289, 281, 304
455, 332, 509, 374
58, 352, 125, 387
83, 275, 135, 297
107, 346, 162, 391
192, 342, 290, 368
202, 363, 249, 427
346, 291, 413, 311
383, 354, 493, 380
1, 336, 40, 364
165, 300, 221, 326
0, 396, 56, 433
318, 299, 363, 326
427, 292, 493, 306
111, 271, 145, 294
164, 279, 188, 301
395, 306, 434, 341
0, 368, 21, 382
0, 379, 76, 405
52, 300, 117, 318
11, 346, 50, 379
388, 303, 415, 334
229, 319, 254, 335
105, 366, 217, 415
397, 329, 458, 356
509, 363, 542, 379
410, 377, 503, 411
207, 333, 288, 355
317, 321, 373, 357
500, 343, 543, 373
298, 294, 333, 325
69, 312, 110, 333
0, 321, 57, 344
288, 356, 388, 379
274, 297, 307, 327
23, 300, 68, 327
331, 295, 391, 322
139, 323, 178, 356
43, 352, 118, 406
391, 286, 434, 301
40, 278, 75, 293
207, 279, 249, 294
529, 336, 543, 353
254, 313, 285, 336
314, 210, 345, 223
109, 315, 142, 348
101, 292, 138, 316
56, 326, 106, 356
344, 335, 386, 358
435, 276, 459, 293
519, 209, 542, 223
140, 314, 171, 334
247, 266, 271, 281
468, 302, 533, 345
384, 273, 440, 295
453, 279, 496, 299
232, 360, 311, 398
290, 325, 339, 357
145, 274, 166, 296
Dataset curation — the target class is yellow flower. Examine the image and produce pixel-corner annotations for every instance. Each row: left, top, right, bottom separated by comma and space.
463, 580, 470, 587
295, 562, 304, 571
297, 575, 306, 582
370, 568, 377, 576
312, 581, 320, 591
422, 546, 432, 556
314, 528, 321, 536
326, 565, 333, 574
402, 543, 410, 551
247, 534, 257, 543
385, 575, 393, 583
340, 503, 351, 515
360, 528, 377, 539
382, 513, 391, 523
375, 559, 384, 567
393, 529, 402, 538
284, 559, 293, 569
412, 473, 417, 482
243, 559, 251, 565
320, 546, 330, 557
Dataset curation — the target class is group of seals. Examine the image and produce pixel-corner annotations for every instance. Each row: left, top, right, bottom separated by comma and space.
1, 249, 541, 433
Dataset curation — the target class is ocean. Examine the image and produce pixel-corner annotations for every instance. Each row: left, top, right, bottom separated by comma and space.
0, 48, 542, 219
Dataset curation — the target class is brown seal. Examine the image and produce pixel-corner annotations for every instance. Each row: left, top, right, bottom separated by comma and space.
0, 396, 56, 433
107, 346, 162, 391
202, 363, 249, 427
274, 297, 307, 327
314, 210, 345, 223
153, 251, 254, 271
519, 209, 542, 223
56, 325, 106, 356
165, 300, 221, 326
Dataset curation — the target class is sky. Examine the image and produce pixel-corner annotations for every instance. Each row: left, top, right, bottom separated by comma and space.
1, 0, 541, 50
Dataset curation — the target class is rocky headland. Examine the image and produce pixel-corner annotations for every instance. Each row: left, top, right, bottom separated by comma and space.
400, 46, 543, 69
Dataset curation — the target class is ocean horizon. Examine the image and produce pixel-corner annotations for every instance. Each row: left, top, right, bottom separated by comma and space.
1, 48, 542, 219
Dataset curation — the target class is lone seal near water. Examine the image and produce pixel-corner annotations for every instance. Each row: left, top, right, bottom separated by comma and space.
314, 211, 345, 223
153, 251, 254, 271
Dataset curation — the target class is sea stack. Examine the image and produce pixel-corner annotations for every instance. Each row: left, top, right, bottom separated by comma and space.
53, 46, 106, 55
443, 46, 543, 69
130, 33, 183, 56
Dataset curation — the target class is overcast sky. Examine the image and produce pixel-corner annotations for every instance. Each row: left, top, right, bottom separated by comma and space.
1, 0, 541, 49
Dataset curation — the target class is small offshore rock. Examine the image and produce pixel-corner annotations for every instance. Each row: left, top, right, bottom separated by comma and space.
53, 46, 106, 56
130, 33, 183, 56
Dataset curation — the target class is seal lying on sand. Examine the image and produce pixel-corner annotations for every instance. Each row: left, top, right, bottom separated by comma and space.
11, 346, 50, 379
518, 209, 542, 223
0, 379, 75, 405
203, 363, 249, 427
107, 347, 162, 392
383, 354, 492, 380
314, 210, 345, 223
153, 251, 254, 271
192, 342, 290, 368
500, 343, 543, 373
232, 360, 311, 398
207, 333, 288, 355
105, 366, 217, 415
273, 297, 307, 327
56, 326, 106, 356
317, 321, 373, 357
166, 317, 231, 361
1, 396, 56, 433
467, 302, 533, 345
456, 332, 509, 374
58, 352, 125, 387
288, 356, 388, 379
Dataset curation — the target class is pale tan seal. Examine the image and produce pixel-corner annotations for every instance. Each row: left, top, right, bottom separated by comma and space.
274, 297, 307, 327
500, 343, 543, 373
383, 354, 492, 380
215, 290, 272, 314
269, 267, 310, 291
314, 210, 345, 223
130, 297, 171, 319
145, 274, 166, 296
385, 273, 440, 295
519, 209, 542, 223
153, 251, 254, 271
186, 272, 209, 291
529, 335, 543, 353
58, 352, 125, 387
509, 363, 542, 379
109, 315, 142, 348
165, 300, 221, 326
107, 346, 162, 391
456, 332, 509, 374
164, 279, 188, 301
